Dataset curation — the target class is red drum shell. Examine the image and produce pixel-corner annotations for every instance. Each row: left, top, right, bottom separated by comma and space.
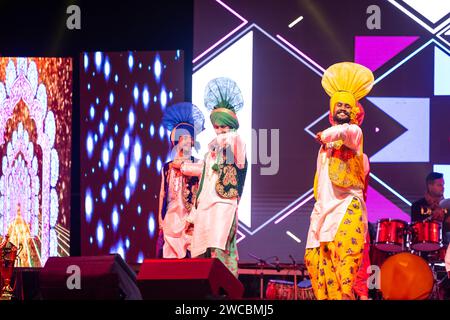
266, 280, 294, 300
375, 219, 408, 252
410, 221, 442, 252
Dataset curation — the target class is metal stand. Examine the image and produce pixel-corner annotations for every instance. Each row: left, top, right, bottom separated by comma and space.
429, 262, 440, 300
258, 261, 264, 300
249, 253, 274, 300
289, 255, 298, 300
429, 260, 448, 300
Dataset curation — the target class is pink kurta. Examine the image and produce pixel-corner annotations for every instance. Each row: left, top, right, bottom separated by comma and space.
306, 124, 368, 249
161, 168, 192, 259
181, 132, 246, 257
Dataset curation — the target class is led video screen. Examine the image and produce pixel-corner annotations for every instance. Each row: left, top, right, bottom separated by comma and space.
80, 51, 184, 263
0, 57, 72, 267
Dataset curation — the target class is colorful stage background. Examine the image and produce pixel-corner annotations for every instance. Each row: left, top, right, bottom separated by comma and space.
0, 57, 72, 267
80, 51, 184, 263
193, 0, 450, 264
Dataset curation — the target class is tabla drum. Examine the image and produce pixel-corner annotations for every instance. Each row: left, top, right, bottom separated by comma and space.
296, 279, 316, 300
410, 221, 442, 252
265, 280, 295, 300
380, 252, 434, 300
375, 219, 408, 252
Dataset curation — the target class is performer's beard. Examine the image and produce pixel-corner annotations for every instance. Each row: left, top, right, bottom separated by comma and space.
333, 110, 351, 124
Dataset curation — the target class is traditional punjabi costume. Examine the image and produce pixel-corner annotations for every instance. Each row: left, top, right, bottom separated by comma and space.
304, 62, 374, 300
156, 102, 205, 259
181, 78, 247, 277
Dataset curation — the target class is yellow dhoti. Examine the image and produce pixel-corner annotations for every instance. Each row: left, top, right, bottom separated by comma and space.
305, 197, 365, 300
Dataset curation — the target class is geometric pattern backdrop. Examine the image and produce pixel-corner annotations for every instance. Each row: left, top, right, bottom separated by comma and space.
194, 0, 450, 263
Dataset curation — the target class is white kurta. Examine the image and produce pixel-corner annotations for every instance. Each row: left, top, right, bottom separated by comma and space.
161, 167, 192, 259
306, 123, 368, 249
181, 132, 246, 257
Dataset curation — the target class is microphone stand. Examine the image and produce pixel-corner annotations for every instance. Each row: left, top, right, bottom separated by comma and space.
289, 255, 298, 300
249, 253, 275, 300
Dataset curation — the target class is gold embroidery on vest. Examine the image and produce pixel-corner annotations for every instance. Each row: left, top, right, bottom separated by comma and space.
328, 144, 364, 189
216, 164, 239, 199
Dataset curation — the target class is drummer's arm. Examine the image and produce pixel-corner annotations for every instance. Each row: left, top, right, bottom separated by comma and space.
444, 211, 450, 225
431, 207, 445, 222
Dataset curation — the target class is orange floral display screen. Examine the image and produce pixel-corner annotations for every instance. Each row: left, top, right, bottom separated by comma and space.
0, 57, 72, 267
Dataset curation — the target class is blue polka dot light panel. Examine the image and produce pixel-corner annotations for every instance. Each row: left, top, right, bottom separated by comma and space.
0, 57, 72, 268
80, 51, 184, 263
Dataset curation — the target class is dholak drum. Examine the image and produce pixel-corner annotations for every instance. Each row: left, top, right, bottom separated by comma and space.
410, 221, 442, 252
266, 280, 295, 300
380, 252, 434, 300
375, 219, 408, 252
296, 279, 316, 300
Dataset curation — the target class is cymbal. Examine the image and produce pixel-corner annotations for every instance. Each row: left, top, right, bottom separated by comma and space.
440, 198, 450, 209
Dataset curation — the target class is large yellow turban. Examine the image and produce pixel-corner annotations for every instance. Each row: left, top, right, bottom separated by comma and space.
321, 62, 374, 124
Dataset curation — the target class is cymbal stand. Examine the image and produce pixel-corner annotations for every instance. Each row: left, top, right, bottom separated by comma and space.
289, 255, 298, 300
258, 260, 265, 300
249, 253, 272, 300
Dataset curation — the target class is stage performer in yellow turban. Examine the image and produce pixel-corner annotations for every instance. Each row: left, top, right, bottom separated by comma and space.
304, 62, 374, 300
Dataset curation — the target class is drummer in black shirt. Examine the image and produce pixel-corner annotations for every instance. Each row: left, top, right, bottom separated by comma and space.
411, 172, 449, 244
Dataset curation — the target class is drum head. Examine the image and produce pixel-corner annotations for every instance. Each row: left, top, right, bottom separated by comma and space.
377, 218, 407, 225
380, 252, 433, 300
410, 242, 442, 252
268, 280, 294, 285
297, 279, 312, 288
374, 243, 404, 252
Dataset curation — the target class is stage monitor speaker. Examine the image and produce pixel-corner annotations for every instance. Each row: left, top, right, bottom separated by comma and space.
40, 254, 142, 300
137, 258, 244, 299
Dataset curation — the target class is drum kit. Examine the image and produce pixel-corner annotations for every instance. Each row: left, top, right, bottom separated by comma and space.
266, 279, 315, 300
250, 200, 450, 301
247, 253, 314, 300
258, 218, 448, 300
375, 219, 443, 252
374, 218, 449, 300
